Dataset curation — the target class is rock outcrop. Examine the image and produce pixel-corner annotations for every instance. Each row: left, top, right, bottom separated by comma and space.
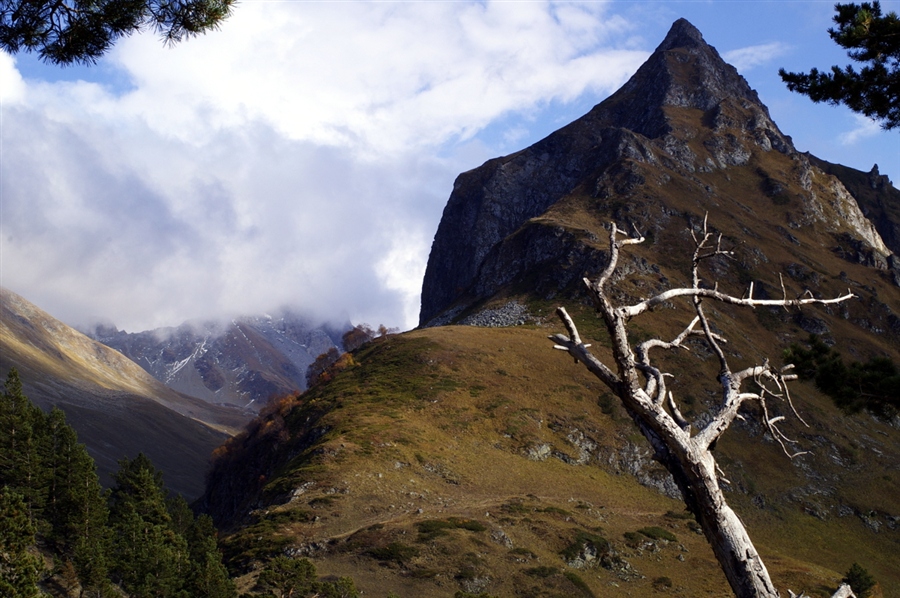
420, 18, 894, 327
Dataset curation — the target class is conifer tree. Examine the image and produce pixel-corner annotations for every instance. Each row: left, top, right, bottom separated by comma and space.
185, 514, 236, 598
108, 454, 190, 598
1, 0, 236, 65
0, 369, 50, 528
0, 487, 43, 598
168, 495, 236, 598
780, 1, 900, 129
258, 556, 318, 598
843, 563, 876, 598
42, 407, 112, 596
258, 556, 358, 598
0, 369, 237, 596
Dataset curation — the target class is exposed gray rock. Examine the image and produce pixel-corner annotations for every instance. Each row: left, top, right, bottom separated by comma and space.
604, 441, 682, 500
565, 542, 602, 569
794, 314, 830, 336
459, 301, 530, 327
459, 577, 491, 594
566, 428, 598, 465
490, 528, 514, 548
525, 443, 553, 462
826, 178, 890, 255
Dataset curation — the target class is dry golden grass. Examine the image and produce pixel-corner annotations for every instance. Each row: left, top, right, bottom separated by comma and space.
220, 324, 899, 597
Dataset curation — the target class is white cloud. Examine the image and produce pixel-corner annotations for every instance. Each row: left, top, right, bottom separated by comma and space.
723, 42, 791, 72
838, 114, 883, 145
0, 1, 646, 333
0, 52, 26, 104
104, 1, 643, 152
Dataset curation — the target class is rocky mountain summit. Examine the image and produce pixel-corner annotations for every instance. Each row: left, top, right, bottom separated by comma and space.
420, 18, 897, 327
90, 313, 343, 411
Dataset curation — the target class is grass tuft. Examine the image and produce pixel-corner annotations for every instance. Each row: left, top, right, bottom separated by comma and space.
638, 526, 677, 542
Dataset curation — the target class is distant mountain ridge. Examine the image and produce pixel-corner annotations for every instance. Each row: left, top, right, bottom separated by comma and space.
0, 286, 244, 498
89, 313, 344, 411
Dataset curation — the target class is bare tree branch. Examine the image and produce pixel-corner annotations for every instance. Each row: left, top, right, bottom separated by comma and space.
548, 220, 856, 598
549, 307, 621, 391
617, 285, 855, 319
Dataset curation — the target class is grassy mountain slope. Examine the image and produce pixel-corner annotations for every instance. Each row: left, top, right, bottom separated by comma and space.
0, 287, 245, 497
202, 323, 899, 597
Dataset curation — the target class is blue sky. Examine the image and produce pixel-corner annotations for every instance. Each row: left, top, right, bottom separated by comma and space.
1, 0, 898, 333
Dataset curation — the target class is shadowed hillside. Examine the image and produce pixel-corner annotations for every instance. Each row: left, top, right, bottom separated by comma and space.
0, 287, 244, 498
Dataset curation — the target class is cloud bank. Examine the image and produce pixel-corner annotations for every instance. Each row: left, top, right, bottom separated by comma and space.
0, 1, 645, 332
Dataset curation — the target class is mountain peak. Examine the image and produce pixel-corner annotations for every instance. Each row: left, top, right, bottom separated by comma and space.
590, 17, 771, 140
419, 19, 801, 326
656, 17, 706, 52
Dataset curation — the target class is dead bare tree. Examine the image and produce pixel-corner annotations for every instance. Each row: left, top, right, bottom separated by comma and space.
549, 218, 857, 598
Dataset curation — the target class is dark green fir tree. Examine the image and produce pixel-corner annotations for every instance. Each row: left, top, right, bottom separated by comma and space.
0, 487, 43, 598
108, 454, 190, 598
42, 407, 113, 597
780, 1, 900, 129
0, 368, 49, 524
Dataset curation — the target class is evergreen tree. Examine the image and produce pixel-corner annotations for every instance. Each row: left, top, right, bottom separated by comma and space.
258, 556, 318, 598
0, 369, 50, 524
780, 2, 900, 129
257, 556, 358, 598
108, 454, 190, 598
842, 563, 877, 598
784, 335, 900, 417
186, 514, 236, 598
0, 370, 238, 596
0, 487, 43, 598
169, 496, 236, 598
42, 407, 113, 596
167, 494, 197, 539
319, 577, 359, 598
0, 0, 236, 65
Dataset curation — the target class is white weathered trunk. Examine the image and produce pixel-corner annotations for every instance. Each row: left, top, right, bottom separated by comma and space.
668, 443, 779, 597
550, 221, 857, 598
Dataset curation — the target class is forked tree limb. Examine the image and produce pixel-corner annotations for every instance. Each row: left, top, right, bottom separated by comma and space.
548, 220, 857, 598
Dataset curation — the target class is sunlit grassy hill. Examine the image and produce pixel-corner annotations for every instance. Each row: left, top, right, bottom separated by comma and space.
201, 321, 899, 597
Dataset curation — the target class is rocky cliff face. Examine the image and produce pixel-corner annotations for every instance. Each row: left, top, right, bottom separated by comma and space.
91, 314, 343, 411
420, 18, 896, 327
